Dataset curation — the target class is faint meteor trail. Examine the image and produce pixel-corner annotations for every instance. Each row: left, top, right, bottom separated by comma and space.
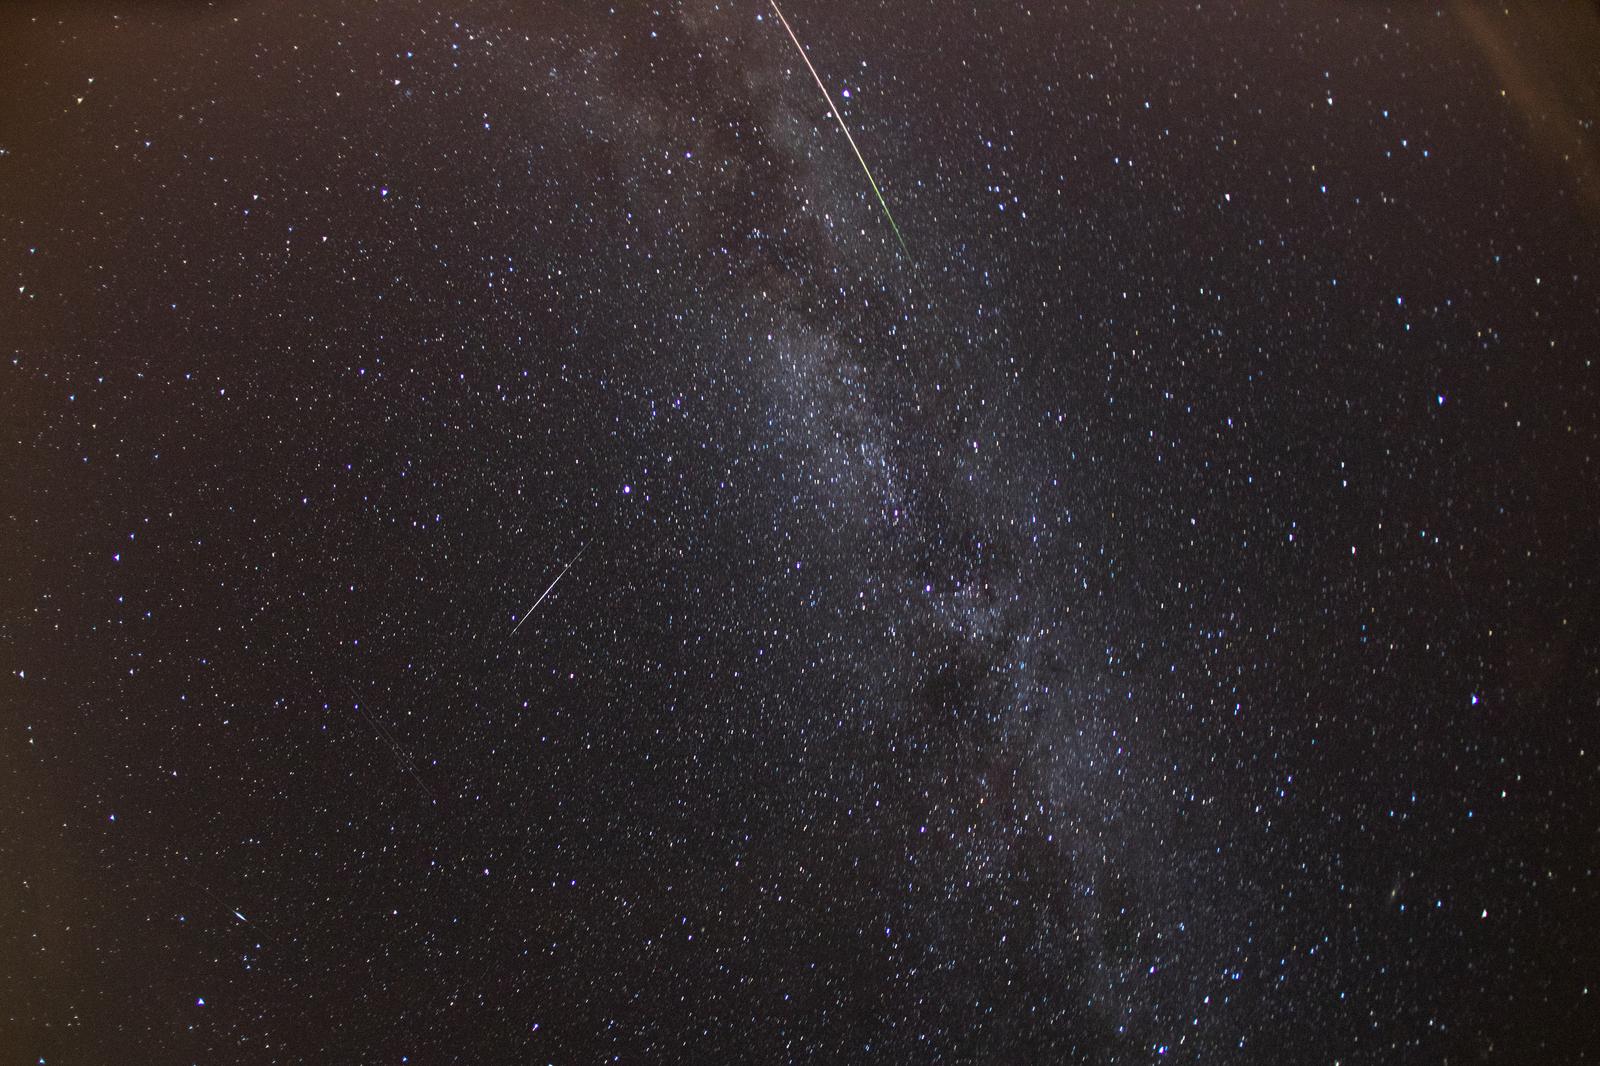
510, 538, 593, 638
768, 0, 910, 257
356, 698, 436, 802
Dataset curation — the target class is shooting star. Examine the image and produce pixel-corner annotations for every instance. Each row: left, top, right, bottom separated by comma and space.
192, 881, 254, 928
510, 537, 593, 638
355, 698, 436, 803
768, 0, 910, 257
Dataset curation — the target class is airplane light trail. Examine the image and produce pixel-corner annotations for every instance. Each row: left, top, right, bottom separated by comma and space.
510, 538, 593, 638
768, 0, 909, 257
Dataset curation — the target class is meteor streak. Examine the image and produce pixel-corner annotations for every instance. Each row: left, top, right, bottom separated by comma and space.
510, 538, 593, 638
768, 0, 909, 257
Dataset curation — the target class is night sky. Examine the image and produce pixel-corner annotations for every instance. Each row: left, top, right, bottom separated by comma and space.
4, 1, 1599, 1062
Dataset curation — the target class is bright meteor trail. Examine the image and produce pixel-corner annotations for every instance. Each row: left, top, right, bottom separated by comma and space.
510, 538, 592, 638
768, 0, 910, 257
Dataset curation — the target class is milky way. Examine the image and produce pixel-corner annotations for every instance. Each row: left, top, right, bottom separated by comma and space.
5, 2, 1598, 1062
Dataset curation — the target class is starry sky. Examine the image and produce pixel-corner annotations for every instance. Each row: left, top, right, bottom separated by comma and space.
4, 1, 1599, 1062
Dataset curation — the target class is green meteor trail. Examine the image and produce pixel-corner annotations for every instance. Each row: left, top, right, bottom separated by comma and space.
769, 0, 910, 258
